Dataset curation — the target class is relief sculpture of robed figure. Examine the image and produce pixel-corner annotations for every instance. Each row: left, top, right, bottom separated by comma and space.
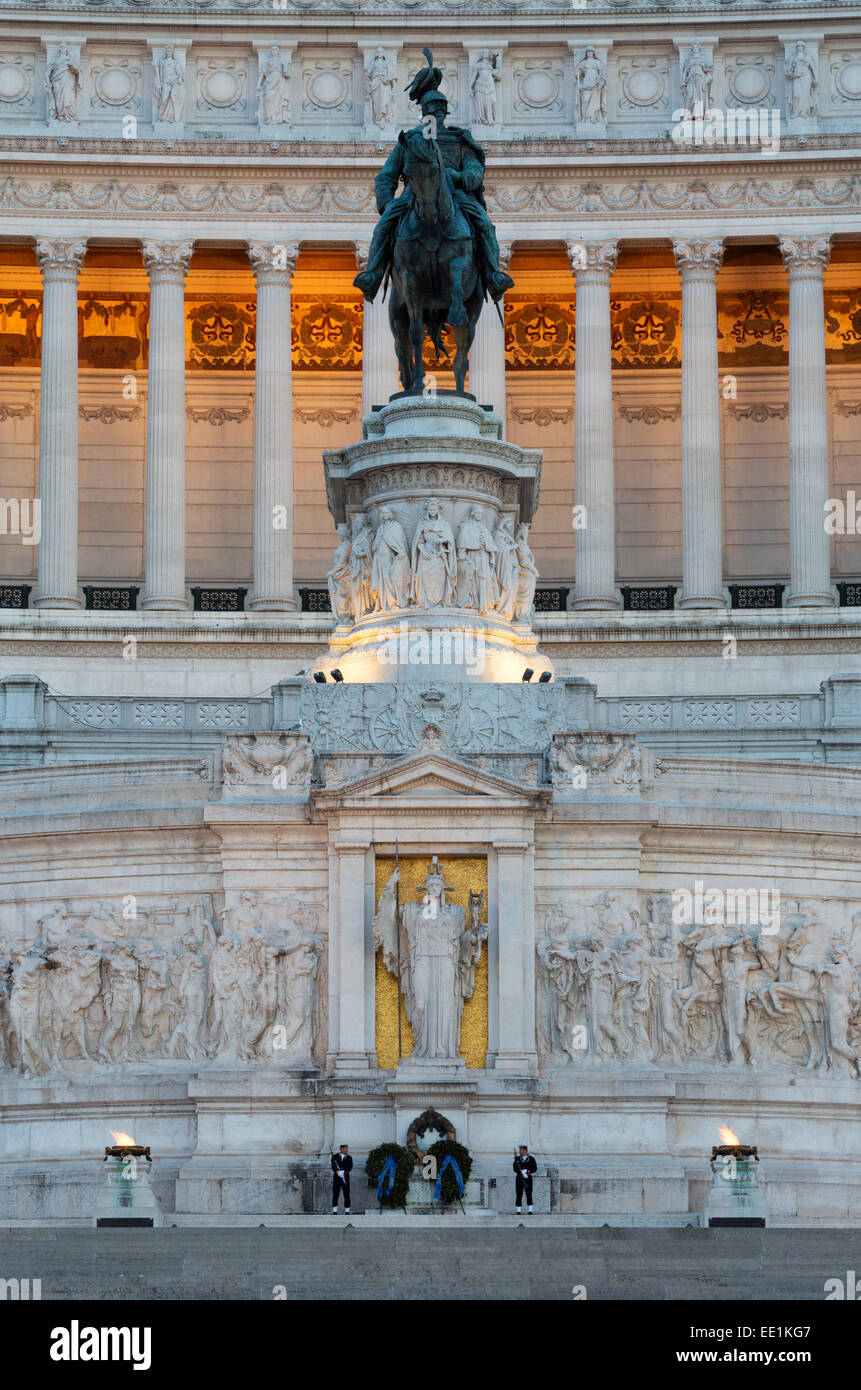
374, 859, 487, 1062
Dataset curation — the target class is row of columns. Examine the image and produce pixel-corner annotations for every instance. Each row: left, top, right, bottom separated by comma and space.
35, 235, 303, 612
567, 233, 836, 610
32, 232, 835, 611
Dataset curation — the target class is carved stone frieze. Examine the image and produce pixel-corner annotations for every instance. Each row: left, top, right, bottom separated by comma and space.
537, 893, 861, 1079
618, 404, 680, 424
1, 171, 861, 227
300, 680, 564, 754
511, 406, 573, 426
186, 405, 251, 425
550, 732, 644, 796
220, 732, 312, 795
727, 403, 788, 421
0, 892, 325, 1075
79, 404, 142, 423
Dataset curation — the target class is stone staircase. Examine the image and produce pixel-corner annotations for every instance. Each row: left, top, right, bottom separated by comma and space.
1, 1225, 858, 1300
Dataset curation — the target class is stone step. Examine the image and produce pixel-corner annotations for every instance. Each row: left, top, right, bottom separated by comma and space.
1, 1226, 858, 1300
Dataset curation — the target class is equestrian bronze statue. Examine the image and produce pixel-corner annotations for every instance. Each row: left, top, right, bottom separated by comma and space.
354, 48, 514, 397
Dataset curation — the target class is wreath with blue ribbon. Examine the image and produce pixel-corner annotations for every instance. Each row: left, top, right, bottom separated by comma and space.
365, 1142, 413, 1208
426, 1138, 473, 1205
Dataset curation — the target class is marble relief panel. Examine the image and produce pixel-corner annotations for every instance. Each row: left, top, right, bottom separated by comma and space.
299, 49, 360, 126
0, 45, 38, 119
613, 46, 672, 123
191, 49, 251, 126
508, 46, 572, 128
87, 46, 143, 124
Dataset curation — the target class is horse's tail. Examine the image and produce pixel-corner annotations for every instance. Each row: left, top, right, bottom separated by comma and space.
428, 320, 451, 361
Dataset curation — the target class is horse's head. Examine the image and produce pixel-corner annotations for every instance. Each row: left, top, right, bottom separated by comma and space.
399, 129, 447, 227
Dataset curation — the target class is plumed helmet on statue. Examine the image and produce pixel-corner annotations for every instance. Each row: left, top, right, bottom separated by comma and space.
406, 47, 447, 114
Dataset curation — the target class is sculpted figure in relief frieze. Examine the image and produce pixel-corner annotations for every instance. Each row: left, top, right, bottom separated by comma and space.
371, 507, 411, 611
366, 47, 396, 128
537, 894, 861, 1077
411, 499, 457, 608
493, 514, 520, 619
257, 46, 291, 127
153, 44, 185, 124
2, 893, 323, 1075
348, 514, 374, 619
455, 506, 498, 612
785, 40, 818, 119
512, 523, 539, 621
46, 43, 80, 123
681, 43, 712, 111
576, 48, 606, 124
327, 523, 353, 622
471, 49, 502, 126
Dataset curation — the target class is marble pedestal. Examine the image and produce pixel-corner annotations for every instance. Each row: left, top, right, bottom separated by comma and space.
320, 395, 552, 683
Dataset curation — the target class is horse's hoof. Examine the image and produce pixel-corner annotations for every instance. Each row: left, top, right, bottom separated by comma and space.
448, 308, 468, 326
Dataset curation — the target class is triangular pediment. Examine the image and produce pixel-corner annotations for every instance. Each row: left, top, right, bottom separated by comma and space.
315, 747, 545, 806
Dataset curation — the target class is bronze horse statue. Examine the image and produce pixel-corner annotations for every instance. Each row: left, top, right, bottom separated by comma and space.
387, 125, 484, 396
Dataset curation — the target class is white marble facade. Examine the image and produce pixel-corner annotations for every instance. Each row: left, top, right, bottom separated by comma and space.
0, 25, 859, 140
2, 0, 861, 1226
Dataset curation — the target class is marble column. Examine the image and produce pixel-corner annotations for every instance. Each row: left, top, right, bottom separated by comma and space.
779, 235, 835, 607
469, 240, 510, 424
34, 238, 86, 609
356, 240, 400, 415
327, 841, 375, 1072
248, 241, 299, 611
673, 237, 726, 609
569, 238, 620, 609
492, 842, 538, 1072
141, 240, 193, 611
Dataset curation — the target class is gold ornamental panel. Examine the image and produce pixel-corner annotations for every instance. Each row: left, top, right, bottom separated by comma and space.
374, 854, 488, 1070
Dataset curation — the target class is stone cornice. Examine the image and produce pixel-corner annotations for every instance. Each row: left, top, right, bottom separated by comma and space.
0, 0, 855, 16
3, 137, 861, 164
0, 610, 860, 644
1, 155, 861, 229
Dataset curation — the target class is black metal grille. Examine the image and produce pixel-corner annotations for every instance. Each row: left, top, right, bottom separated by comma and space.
533, 587, 569, 612
299, 587, 332, 613
837, 582, 861, 607
729, 583, 785, 609
0, 583, 31, 608
191, 586, 247, 612
621, 585, 677, 611
83, 586, 139, 611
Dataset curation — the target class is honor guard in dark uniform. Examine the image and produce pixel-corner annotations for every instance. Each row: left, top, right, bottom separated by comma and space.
331, 1144, 352, 1213
513, 1145, 537, 1214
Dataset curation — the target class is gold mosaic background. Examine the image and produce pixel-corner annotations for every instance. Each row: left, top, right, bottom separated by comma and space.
374, 855, 488, 1070
2, 286, 860, 372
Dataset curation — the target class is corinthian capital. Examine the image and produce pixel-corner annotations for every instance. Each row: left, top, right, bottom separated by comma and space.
567, 238, 617, 279
248, 240, 299, 281
672, 237, 724, 277
779, 234, 832, 276
35, 238, 87, 277
354, 239, 371, 273
142, 239, 194, 280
